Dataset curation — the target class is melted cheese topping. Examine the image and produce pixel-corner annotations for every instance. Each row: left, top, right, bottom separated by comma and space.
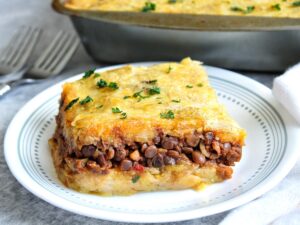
64, 0, 300, 18
62, 58, 246, 147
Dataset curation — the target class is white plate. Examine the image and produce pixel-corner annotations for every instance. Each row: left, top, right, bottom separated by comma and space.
4, 63, 300, 223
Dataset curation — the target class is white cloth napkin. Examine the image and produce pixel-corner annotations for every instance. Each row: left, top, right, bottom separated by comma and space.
219, 161, 300, 225
273, 63, 300, 124
220, 64, 300, 225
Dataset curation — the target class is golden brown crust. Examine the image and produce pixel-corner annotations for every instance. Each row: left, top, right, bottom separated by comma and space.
60, 58, 246, 149
64, 0, 300, 19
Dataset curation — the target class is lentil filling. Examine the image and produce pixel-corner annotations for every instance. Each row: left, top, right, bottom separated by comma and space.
54, 116, 242, 174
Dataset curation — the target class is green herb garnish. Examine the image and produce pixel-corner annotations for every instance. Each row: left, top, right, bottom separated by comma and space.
160, 110, 175, 119
272, 4, 281, 10
123, 96, 131, 99
245, 6, 255, 13
197, 83, 203, 87
142, 79, 157, 84
79, 96, 93, 105
292, 1, 300, 6
148, 86, 160, 95
97, 79, 107, 88
112, 107, 127, 119
94, 73, 101, 78
167, 65, 172, 73
186, 85, 193, 88
112, 107, 122, 113
133, 90, 149, 101
133, 90, 144, 98
172, 99, 180, 103
132, 175, 140, 183
230, 6, 244, 12
82, 69, 95, 79
108, 82, 119, 90
96, 105, 103, 109
64, 98, 79, 111
230, 5, 255, 14
120, 112, 127, 119
142, 2, 156, 12
168, 0, 183, 3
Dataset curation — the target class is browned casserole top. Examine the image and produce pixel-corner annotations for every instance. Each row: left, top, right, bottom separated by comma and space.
60, 58, 246, 149
64, 0, 300, 18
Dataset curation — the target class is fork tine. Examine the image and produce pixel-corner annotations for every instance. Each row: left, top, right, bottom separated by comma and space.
46, 35, 79, 74
50, 36, 80, 75
2, 26, 32, 65
40, 32, 70, 71
33, 31, 65, 69
10, 27, 41, 68
0, 26, 28, 63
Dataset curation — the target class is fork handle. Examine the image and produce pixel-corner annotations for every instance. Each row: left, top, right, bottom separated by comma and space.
0, 83, 11, 97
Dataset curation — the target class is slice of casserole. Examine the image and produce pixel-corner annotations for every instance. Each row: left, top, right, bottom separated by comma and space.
49, 58, 246, 195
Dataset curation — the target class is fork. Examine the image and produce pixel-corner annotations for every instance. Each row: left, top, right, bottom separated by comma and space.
0, 31, 80, 97
0, 26, 41, 75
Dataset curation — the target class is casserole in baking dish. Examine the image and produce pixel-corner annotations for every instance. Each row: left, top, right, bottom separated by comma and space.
64, 0, 300, 18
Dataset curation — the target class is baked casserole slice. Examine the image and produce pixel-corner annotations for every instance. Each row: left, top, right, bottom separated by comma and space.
49, 58, 246, 195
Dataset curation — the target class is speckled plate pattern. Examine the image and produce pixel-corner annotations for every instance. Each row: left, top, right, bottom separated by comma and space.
4, 63, 300, 223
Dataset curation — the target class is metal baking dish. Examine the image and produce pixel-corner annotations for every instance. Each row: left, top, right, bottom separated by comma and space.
53, 0, 300, 71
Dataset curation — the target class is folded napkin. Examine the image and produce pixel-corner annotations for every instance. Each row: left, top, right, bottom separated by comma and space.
219, 161, 300, 225
273, 63, 300, 124
220, 64, 300, 225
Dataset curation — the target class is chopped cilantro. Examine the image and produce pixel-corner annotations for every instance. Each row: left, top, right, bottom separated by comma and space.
94, 73, 101, 78
97, 79, 107, 88
158, 102, 162, 104
172, 99, 181, 103
245, 6, 255, 13
230, 5, 255, 14
133, 90, 149, 101
167, 65, 172, 73
120, 112, 127, 119
64, 98, 79, 111
197, 83, 203, 87
160, 110, 175, 119
230, 6, 244, 12
112, 107, 122, 113
96, 79, 118, 90
133, 90, 144, 98
112, 107, 127, 119
96, 105, 103, 109
82, 69, 95, 79
132, 86, 160, 101
292, 1, 300, 6
123, 95, 131, 99
142, 2, 156, 12
142, 79, 157, 84
148, 86, 160, 95
132, 175, 140, 183
272, 4, 281, 10
79, 96, 93, 105
168, 0, 183, 3
108, 82, 119, 90
186, 85, 193, 88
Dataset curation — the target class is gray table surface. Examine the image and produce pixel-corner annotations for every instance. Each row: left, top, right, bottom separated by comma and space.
0, 1, 279, 225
